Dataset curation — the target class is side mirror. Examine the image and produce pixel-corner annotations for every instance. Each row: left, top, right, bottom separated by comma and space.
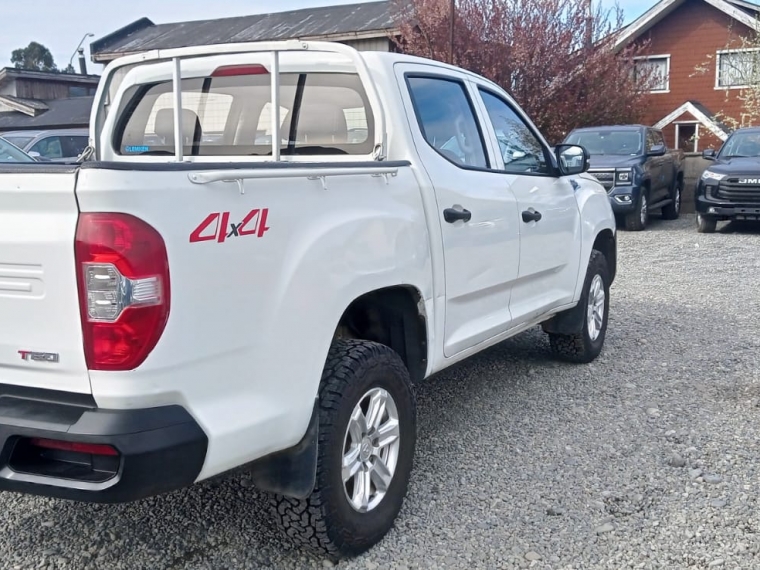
28, 151, 41, 158
648, 144, 667, 156
702, 148, 717, 160
555, 144, 589, 175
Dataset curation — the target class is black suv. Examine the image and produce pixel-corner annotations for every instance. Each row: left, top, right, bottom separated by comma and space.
564, 125, 684, 231
697, 127, 760, 233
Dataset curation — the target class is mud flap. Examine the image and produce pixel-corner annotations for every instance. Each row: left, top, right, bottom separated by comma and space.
246, 399, 319, 499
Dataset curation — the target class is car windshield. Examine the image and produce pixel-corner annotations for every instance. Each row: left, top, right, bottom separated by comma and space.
565, 131, 642, 156
0, 137, 35, 162
3, 135, 34, 149
717, 131, 760, 158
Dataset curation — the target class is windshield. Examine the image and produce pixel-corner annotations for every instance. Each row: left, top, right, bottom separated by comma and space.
0, 137, 35, 162
565, 130, 643, 156
3, 135, 34, 149
717, 131, 760, 158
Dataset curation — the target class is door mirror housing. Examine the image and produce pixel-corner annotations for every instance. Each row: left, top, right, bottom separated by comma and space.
702, 148, 717, 160
555, 144, 589, 175
648, 144, 667, 157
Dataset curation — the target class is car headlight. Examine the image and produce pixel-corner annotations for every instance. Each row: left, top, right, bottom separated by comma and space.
701, 170, 725, 182
615, 169, 633, 185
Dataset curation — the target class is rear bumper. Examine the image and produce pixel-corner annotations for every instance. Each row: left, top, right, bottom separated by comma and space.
0, 385, 207, 503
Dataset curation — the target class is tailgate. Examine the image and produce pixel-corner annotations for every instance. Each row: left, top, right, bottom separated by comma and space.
0, 167, 91, 394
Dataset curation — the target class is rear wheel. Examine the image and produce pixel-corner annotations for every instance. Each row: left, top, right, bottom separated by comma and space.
624, 189, 648, 231
547, 250, 610, 364
270, 339, 416, 559
696, 213, 717, 233
662, 179, 682, 220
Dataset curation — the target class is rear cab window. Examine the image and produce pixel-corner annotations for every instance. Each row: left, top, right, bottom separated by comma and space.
113, 64, 374, 158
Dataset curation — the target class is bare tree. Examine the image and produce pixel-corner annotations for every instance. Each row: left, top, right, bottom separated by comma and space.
390, 0, 655, 144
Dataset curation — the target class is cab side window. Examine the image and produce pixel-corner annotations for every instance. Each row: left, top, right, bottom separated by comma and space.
646, 130, 658, 152
30, 136, 63, 159
407, 76, 489, 169
478, 89, 549, 175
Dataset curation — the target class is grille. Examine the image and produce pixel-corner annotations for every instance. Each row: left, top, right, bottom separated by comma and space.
716, 178, 760, 203
589, 170, 614, 191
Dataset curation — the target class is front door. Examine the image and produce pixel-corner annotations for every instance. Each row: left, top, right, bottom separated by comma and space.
401, 69, 521, 357
474, 87, 582, 325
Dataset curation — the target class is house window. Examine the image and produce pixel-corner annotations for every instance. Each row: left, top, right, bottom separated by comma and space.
716, 49, 760, 88
634, 55, 670, 92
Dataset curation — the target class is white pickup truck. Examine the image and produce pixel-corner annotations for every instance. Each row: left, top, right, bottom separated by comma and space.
0, 41, 616, 558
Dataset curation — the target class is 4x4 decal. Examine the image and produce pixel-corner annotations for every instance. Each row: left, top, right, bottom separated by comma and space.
190, 209, 270, 243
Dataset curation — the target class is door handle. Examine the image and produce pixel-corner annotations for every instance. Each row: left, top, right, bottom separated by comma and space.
444, 207, 472, 223
522, 209, 542, 223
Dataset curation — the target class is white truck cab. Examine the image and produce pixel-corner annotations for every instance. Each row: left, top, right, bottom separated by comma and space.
0, 41, 616, 559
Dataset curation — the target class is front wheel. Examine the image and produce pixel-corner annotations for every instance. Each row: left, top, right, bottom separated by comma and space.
696, 213, 717, 233
547, 249, 610, 363
624, 190, 648, 231
270, 339, 416, 559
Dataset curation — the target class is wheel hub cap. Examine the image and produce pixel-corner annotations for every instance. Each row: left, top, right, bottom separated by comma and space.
587, 274, 605, 341
342, 387, 401, 513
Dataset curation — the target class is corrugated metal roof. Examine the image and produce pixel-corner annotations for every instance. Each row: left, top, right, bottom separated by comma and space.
0, 67, 100, 86
0, 97, 93, 131
92, 1, 397, 62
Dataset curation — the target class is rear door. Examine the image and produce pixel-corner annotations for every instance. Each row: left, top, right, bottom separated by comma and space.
0, 167, 92, 394
398, 65, 521, 357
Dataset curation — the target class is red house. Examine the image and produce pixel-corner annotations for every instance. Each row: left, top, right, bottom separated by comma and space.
615, 0, 760, 152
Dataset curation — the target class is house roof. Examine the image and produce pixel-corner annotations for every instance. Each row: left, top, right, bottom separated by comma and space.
0, 97, 93, 131
653, 100, 732, 140
614, 0, 760, 51
90, 0, 398, 64
0, 67, 100, 87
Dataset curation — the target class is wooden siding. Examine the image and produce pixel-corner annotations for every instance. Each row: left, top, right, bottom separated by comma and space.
13, 79, 97, 100
635, 0, 753, 148
342, 37, 392, 51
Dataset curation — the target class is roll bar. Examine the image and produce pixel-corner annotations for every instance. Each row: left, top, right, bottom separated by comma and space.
89, 40, 388, 162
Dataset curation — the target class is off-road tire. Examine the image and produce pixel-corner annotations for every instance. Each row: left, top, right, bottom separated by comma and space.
547, 249, 610, 364
696, 213, 717, 233
624, 189, 649, 231
662, 178, 682, 220
270, 339, 417, 560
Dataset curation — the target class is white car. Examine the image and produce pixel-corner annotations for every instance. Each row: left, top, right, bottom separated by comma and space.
0, 128, 89, 162
0, 41, 616, 559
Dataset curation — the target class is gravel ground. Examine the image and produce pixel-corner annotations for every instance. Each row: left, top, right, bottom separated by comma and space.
2, 214, 760, 570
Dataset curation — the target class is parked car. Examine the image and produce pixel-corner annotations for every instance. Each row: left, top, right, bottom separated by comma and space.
0, 136, 36, 163
0, 42, 617, 559
697, 127, 760, 232
563, 125, 685, 231
0, 128, 89, 162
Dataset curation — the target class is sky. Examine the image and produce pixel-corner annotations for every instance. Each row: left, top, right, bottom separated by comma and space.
1, 0, 653, 74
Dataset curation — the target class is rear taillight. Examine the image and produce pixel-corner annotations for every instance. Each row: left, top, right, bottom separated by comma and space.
75, 213, 170, 371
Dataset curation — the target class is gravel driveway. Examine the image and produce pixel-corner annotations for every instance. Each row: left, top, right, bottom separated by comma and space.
2, 215, 759, 570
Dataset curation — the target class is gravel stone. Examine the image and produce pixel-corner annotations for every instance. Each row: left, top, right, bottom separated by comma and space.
704, 474, 723, 484
595, 523, 614, 534
0, 217, 758, 569
524, 551, 541, 561
711, 499, 727, 508
667, 454, 686, 468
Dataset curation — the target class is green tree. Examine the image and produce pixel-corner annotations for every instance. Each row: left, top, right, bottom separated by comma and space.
10, 41, 58, 72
